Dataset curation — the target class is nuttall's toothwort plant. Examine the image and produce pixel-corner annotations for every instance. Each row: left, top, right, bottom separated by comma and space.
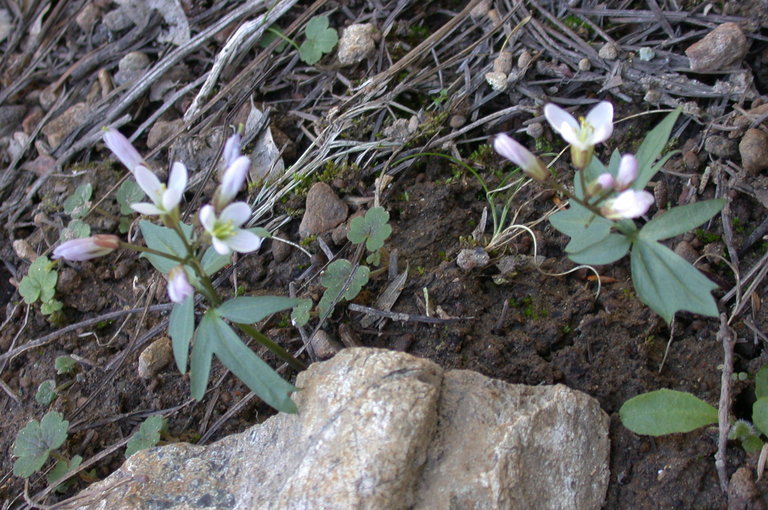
494, 102, 724, 324
52, 128, 304, 413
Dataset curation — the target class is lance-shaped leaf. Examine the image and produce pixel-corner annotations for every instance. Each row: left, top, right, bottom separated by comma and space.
568, 233, 631, 265
169, 295, 195, 373
620, 389, 717, 436
633, 108, 681, 190
550, 205, 613, 253
217, 296, 300, 324
639, 199, 725, 241
630, 237, 719, 323
139, 220, 193, 274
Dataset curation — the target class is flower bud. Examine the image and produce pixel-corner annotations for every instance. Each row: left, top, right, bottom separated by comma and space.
493, 134, 549, 182
167, 266, 194, 303
615, 154, 638, 191
215, 155, 250, 209
52, 235, 120, 261
102, 127, 144, 172
601, 190, 655, 220
595, 173, 615, 191
222, 133, 242, 170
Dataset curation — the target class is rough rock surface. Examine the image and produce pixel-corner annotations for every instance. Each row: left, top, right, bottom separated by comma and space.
685, 22, 749, 72
298, 182, 348, 237
69, 348, 610, 510
337, 23, 378, 66
739, 128, 768, 175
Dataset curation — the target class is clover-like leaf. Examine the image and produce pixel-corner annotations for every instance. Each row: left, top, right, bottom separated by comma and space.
19, 256, 57, 305
116, 180, 144, 216
63, 183, 92, 219
13, 411, 69, 478
291, 298, 313, 327
35, 380, 57, 406
347, 207, 392, 252
59, 219, 91, 242
318, 259, 370, 319
299, 15, 338, 65
55, 356, 76, 375
47, 454, 82, 491
125, 415, 165, 458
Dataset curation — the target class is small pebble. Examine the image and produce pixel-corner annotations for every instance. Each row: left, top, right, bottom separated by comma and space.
685, 22, 749, 72
598, 42, 619, 60
493, 51, 513, 74
41, 102, 90, 147
517, 50, 532, 69
638, 47, 655, 61
577, 58, 591, 71
674, 240, 699, 264
704, 135, 737, 158
526, 122, 544, 138
683, 150, 701, 171
456, 247, 490, 271
449, 114, 466, 129
484, 71, 508, 91
270, 229, 292, 263
12, 239, 37, 262
138, 337, 173, 379
114, 51, 151, 86
299, 182, 348, 238
739, 128, 768, 175
337, 23, 378, 66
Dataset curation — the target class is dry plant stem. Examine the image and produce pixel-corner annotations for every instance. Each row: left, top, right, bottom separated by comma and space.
348, 303, 468, 324
715, 313, 735, 493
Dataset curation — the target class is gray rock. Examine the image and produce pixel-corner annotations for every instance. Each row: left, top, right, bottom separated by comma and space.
337, 23, 378, 66
147, 119, 183, 149
309, 329, 343, 360
704, 134, 738, 158
137, 337, 173, 379
69, 348, 610, 510
739, 128, 768, 175
114, 51, 151, 87
457, 247, 490, 271
299, 182, 348, 237
686, 22, 749, 72
598, 42, 619, 60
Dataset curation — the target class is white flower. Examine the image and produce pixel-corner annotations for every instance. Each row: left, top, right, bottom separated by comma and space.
52, 235, 120, 261
493, 134, 548, 181
216, 155, 250, 208
601, 190, 655, 219
131, 162, 188, 216
102, 127, 144, 172
199, 202, 263, 255
543, 101, 614, 150
167, 266, 194, 303
615, 154, 638, 191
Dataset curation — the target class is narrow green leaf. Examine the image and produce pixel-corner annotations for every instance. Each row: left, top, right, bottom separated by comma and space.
568, 233, 631, 265
631, 238, 719, 323
550, 206, 613, 253
169, 296, 195, 373
756, 365, 768, 400
201, 246, 231, 276
139, 221, 193, 274
620, 389, 717, 436
633, 109, 682, 190
217, 296, 300, 324
754, 398, 768, 437
207, 315, 298, 413
640, 199, 725, 241
190, 311, 217, 400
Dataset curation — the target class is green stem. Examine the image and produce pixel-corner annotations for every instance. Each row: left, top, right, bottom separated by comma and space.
235, 323, 306, 371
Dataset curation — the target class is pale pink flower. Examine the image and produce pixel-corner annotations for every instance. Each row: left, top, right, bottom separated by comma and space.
601, 190, 655, 219
131, 162, 187, 216
595, 173, 615, 190
199, 202, 263, 255
493, 134, 548, 181
615, 154, 639, 191
102, 127, 144, 172
216, 155, 250, 208
543, 102, 614, 150
222, 133, 242, 170
167, 266, 193, 303
52, 235, 120, 261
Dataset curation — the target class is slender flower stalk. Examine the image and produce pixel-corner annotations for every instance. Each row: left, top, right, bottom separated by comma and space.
52, 235, 120, 261
200, 202, 263, 255
102, 128, 145, 172
544, 101, 613, 169
131, 162, 188, 217
493, 134, 549, 182
167, 266, 194, 303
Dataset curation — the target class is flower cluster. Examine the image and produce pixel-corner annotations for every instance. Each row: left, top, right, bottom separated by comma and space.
493, 101, 654, 220
53, 128, 264, 303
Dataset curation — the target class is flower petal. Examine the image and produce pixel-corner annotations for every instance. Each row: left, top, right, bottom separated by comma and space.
199, 205, 216, 232
167, 266, 194, 303
544, 104, 581, 146
168, 162, 188, 193
134, 165, 163, 201
162, 188, 182, 211
131, 202, 164, 216
585, 101, 613, 144
218, 155, 250, 205
219, 201, 251, 227
493, 134, 548, 181
222, 133, 241, 169
615, 154, 638, 190
103, 128, 143, 171
212, 237, 231, 255
602, 190, 654, 219
53, 235, 120, 261
226, 229, 263, 253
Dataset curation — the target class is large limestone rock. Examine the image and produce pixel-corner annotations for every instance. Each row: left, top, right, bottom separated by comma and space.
68, 348, 610, 510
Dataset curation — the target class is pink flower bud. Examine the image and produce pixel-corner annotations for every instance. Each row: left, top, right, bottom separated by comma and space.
601, 190, 655, 220
167, 266, 194, 303
215, 155, 250, 208
52, 235, 120, 261
493, 134, 549, 182
615, 154, 638, 191
595, 173, 615, 191
102, 128, 144, 172
222, 133, 242, 170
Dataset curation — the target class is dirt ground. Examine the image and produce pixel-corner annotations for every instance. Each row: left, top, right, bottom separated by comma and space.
1, 0, 768, 508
